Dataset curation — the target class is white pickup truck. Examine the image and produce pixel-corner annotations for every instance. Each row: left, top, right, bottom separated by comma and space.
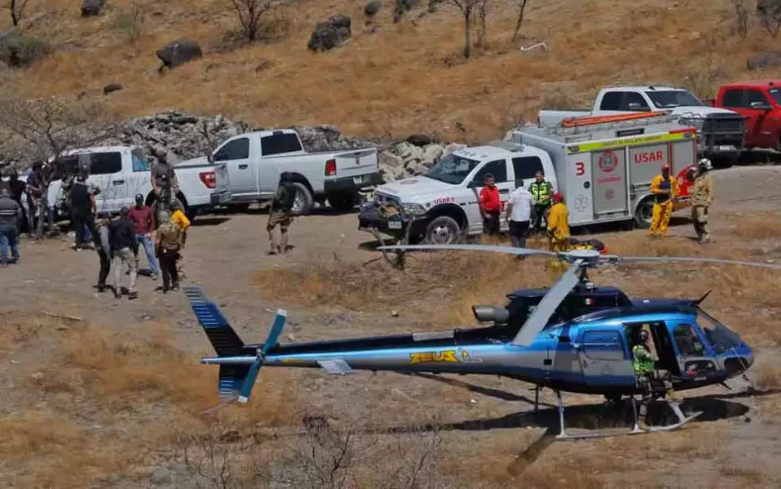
43, 145, 217, 219
538, 86, 744, 162
359, 142, 557, 244
209, 129, 380, 215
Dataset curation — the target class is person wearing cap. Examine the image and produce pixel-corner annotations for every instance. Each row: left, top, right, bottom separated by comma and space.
154, 209, 183, 293
110, 207, 139, 300
547, 193, 570, 253
691, 158, 714, 244
128, 193, 158, 279
0, 186, 22, 267
649, 163, 680, 237
266, 172, 297, 255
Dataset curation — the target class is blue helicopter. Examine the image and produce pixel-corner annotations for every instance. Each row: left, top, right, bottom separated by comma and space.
184, 245, 778, 439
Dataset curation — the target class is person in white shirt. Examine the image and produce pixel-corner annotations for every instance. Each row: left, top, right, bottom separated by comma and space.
505, 185, 535, 248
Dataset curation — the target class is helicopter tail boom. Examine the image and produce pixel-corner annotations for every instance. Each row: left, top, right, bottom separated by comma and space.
184, 286, 245, 357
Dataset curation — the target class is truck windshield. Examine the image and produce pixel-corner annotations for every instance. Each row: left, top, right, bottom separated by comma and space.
426, 153, 481, 184
769, 88, 781, 105
646, 90, 705, 108
697, 307, 742, 354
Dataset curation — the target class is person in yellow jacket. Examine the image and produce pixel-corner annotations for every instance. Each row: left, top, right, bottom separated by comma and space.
648, 164, 680, 237
547, 193, 570, 253
691, 158, 714, 244
170, 204, 191, 279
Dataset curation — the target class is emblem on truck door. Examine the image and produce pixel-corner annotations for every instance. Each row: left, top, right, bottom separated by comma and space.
573, 194, 590, 212
598, 150, 618, 173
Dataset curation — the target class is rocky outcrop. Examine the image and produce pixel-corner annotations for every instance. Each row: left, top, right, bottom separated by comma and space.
81, 0, 106, 16
378, 141, 465, 181
88, 110, 452, 181
365, 0, 383, 16
307, 15, 352, 52
156, 39, 202, 70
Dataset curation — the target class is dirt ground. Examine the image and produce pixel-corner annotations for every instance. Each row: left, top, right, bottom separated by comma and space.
2, 165, 781, 488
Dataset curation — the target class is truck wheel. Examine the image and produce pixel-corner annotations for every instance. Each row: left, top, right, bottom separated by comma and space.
634, 198, 654, 229
424, 216, 461, 245
290, 182, 314, 216
328, 190, 360, 213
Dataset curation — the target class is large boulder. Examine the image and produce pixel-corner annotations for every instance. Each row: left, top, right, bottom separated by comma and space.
747, 50, 781, 70
365, 1, 383, 16
156, 39, 202, 69
81, 0, 106, 17
307, 15, 352, 52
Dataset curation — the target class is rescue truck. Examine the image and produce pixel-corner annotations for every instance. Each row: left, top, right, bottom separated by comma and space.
358, 111, 697, 244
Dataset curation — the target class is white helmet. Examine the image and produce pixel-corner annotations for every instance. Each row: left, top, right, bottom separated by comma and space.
698, 158, 713, 171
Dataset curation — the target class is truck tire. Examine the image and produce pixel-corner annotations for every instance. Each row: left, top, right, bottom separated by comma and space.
328, 190, 360, 213
290, 182, 314, 216
634, 198, 654, 229
424, 216, 461, 245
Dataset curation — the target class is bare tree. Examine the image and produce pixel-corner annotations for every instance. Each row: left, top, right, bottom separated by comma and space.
449, 0, 481, 58
0, 97, 115, 238
2, 0, 30, 27
229, 0, 272, 42
758, 0, 781, 38
731, 0, 749, 39
682, 50, 724, 100
475, 0, 490, 48
512, 0, 530, 41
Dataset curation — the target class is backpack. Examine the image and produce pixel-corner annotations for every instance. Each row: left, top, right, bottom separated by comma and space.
278, 183, 297, 211
158, 223, 181, 252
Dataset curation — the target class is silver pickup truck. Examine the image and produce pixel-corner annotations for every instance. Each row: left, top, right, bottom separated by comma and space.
209, 129, 380, 215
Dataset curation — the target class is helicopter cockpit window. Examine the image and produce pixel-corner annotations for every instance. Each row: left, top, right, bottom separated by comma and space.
672, 324, 706, 357
697, 309, 742, 354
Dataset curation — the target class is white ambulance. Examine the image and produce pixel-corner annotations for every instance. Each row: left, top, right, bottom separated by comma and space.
359, 112, 698, 244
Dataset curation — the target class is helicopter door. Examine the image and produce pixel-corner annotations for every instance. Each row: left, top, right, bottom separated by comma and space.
669, 322, 717, 378
579, 330, 635, 387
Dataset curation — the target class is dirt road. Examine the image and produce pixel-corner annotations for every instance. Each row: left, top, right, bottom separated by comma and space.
1, 165, 780, 488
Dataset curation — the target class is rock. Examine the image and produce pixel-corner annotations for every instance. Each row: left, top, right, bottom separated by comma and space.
421, 143, 443, 163
255, 59, 274, 73
391, 388, 411, 401
156, 39, 202, 69
103, 83, 123, 95
56, 325, 69, 331
31, 372, 44, 382
81, 0, 106, 17
395, 141, 424, 162
365, 0, 382, 15
307, 15, 352, 52
406, 134, 433, 146
391, 310, 399, 317
286, 333, 296, 342
747, 50, 781, 70
149, 468, 172, 486
443, 142, 467, 156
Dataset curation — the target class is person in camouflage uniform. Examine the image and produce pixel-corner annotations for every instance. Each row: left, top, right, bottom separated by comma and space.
266, 172, 297, 255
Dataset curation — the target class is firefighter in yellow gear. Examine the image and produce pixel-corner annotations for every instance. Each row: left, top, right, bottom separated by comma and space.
547, 193, 570, 254
691, 158, 714, 244
648, 164, 680, 237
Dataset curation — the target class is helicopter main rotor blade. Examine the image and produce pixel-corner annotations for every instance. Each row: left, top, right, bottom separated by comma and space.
377, 244, 556, 258
512, 260, 584, 347
612, 256, 781, 271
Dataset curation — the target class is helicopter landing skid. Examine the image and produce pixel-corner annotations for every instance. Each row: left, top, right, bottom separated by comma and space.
554, 391, 703, 440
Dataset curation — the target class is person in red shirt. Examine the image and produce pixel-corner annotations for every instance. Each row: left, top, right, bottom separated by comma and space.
127, 193, 158, 279
479, 173, 501, 236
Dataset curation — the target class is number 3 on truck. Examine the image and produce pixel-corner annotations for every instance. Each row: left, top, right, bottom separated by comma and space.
576, 162, 585, 176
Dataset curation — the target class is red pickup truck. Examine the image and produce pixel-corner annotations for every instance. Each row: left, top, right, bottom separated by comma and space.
713, 80, 781, 151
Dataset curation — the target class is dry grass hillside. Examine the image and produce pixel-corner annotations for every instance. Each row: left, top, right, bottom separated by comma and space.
1, 0, 778, 141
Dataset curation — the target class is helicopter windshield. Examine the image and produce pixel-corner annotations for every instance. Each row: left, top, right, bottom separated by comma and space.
697, 308, 742, 354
